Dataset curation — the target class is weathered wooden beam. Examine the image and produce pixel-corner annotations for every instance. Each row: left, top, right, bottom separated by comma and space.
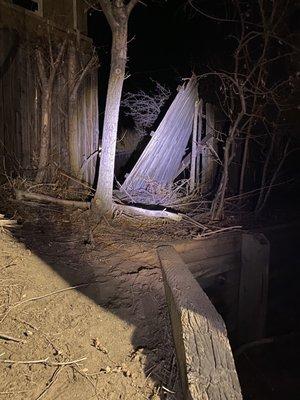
190, 99, 200, 192
175, 129, 213, 179
187, 252, 239, 279
158, 245, 242, 400
195, 100, 203, 187
201, 103, 218, 194
173, 231, 242, 265
114, 203, 182, 221
0, 214, 20, 228
15, 190, 90, 209
238, 233, 269, 344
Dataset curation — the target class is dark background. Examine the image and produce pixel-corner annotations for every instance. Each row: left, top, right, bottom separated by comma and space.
87, 0, 235, 108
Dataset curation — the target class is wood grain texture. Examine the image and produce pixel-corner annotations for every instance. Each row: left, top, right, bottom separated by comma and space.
0, 26, 98, 184
174, 231, 242, 265
158, 245, 242, 400
15, 189, 90, 209
201, 103, 217, 194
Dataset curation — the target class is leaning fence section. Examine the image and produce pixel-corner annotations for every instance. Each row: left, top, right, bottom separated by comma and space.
120, 76, 222, 205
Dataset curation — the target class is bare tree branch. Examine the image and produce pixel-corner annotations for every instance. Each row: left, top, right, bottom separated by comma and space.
35, 49, 47, 87
49, 39, 67, 87
126, 0, 140, 15
72, 53, 99, 96
98, 0, 118, 29
187, 0, 238, 23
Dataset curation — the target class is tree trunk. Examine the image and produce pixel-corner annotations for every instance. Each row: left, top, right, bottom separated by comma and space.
68, 45, 80, 176
35, 87, 52, 183
34, 40, 66, 183
94, 22, 128, 214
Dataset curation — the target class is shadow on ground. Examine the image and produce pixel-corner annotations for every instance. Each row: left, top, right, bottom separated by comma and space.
4, 205, 182, 399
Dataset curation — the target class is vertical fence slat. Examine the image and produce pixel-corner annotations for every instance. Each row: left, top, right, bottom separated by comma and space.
0, 35, 98, 185
201, 103, 217, 194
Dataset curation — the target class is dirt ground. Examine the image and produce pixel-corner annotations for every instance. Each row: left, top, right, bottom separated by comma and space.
1, 183, 299, 400
0, 201, 197, 400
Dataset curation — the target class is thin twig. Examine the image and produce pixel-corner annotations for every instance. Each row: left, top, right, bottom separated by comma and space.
0, 356, 86, 366
0, 358, 49, 365
196, 225, 242, 238
180, 214, 211, 231
35, 366, 64, 400
0, 282, 97, 323
0, 333, 25, 343
58, 170, 95, 192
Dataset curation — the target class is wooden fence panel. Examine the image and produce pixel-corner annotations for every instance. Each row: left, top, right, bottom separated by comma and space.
0, 37, 99, 185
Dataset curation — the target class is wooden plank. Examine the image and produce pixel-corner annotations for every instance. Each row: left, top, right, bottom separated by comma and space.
187, 252, 239, 278
238, 233, 269, 345
57, 69, 68, 172
158, 245, 242, 400
0, 49, 4, 167
201, 103, 217, 194
2, 45, 11, 172
174, 231, 242, 264
114, 203, 182, 221
90, 70, 98, 184
196, 100, 203, 186
86, 75, 92, 183
15, 189, 89, 209
15, 50, 22, 165
190, 99, 200, 192
121, 76, 198, 194
20, 45, 30, 169
175, 129, 213, 178
28, 48, 36, 173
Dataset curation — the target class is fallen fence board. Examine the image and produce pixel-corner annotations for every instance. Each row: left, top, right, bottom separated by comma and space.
158, 245, 242, 400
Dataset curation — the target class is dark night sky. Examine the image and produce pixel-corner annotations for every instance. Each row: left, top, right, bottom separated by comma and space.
88, 1, 233, 94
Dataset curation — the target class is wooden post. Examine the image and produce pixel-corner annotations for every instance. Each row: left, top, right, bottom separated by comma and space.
158, 245, 243, 400
238, 233, 269, 344
195, 99, 203, 187
201, 103, 217, 194
189, 99, 200, 192
68, 44, 80, 176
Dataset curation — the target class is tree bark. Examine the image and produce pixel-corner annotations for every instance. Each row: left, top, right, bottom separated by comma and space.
35, 86, 52, 183
35, 40, 66, 183
15, 190, 89, 209
94, 20, 128, 214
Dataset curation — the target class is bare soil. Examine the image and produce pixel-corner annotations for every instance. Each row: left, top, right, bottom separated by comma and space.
2, 185, 299, 400
0, 203, 194, 400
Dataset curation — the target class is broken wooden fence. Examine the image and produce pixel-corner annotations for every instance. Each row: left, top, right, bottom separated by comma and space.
121, 75, 222, 204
